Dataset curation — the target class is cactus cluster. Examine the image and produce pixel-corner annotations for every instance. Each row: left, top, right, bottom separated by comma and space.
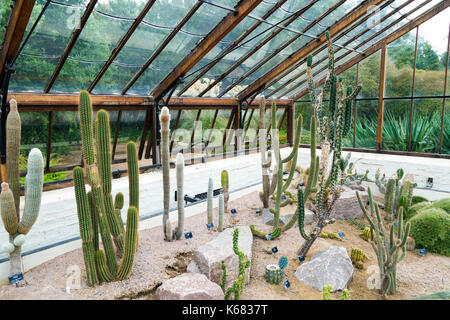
357, 188, 410, 296
264, 264, 282, 285
322, 285, 349, 300
297, 31, 361, 257
74, 91, 139, 285
375, 168, 416, 221
251, 100, 318, 239
0, 99, 44, 280
159, 107, 184, 241
221, 228, 250, 300
350, 248, 367, 269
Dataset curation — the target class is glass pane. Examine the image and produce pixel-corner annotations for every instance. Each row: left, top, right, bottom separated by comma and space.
385, 31, 415, 98
358, 50, 381, 99
382, 99, 411, 151
413, 98, 443, 154
295, 101, 313, 144
0, 0, 13, 46
114, 110, 146, 161
51, 111, 81, 171
443, 99, 450, 154
414, 8, 449, 97
355, 100, 378, 149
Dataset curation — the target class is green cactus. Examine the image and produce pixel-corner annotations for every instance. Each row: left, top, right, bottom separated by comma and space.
297, 188, 310, 241
0, 99, 44, 281
384, 178, 396, 222
357, 188, 410, 296
218, 194, 224, 232
174, 153, 185, 240
297, 31, 362, 258
96, 250, 114, 282
116, 206, 139, 280
221, 170, 230, 213
222, 228, 250, 300
74, 91, 140, 284
73, 167, 99, 286
207, 176, 213, 225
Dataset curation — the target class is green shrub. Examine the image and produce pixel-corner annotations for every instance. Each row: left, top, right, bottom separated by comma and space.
409, 208, 450, 256
411, 195, 429, 206
431, 198, 450, 214
406, 201, 433, 221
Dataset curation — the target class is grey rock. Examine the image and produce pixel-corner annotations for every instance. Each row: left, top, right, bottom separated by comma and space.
294, 246, 354, 292
193, 226, 252, 288
330, 186, 368, 219
156, 273, 224, 300
187, 261, 200, 274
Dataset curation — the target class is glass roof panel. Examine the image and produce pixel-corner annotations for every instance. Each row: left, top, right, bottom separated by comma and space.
126, 1, 235, 95
9, 0, 90, 92
0, 0, 14, 51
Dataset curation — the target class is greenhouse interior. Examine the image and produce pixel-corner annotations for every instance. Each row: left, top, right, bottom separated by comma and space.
0, 0, 448, 302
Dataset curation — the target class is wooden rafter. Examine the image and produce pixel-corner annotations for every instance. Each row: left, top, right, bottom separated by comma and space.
176, 0, 289, 97
219, 0, 346, 98
289, 0, 450, 101
44, 0, 97, 93
283, 0, 423, 99
236, 0, 385, 101
87, 0, 157, 92
150, 0, 264, 100
196, 0, 319, 98
0, 0, 36, 83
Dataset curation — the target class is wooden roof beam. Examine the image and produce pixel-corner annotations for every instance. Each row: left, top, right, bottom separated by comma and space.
150, 0, 264, 101
0, 0, 36, 83
236, 0, 385, 101
289, 0, 450, 101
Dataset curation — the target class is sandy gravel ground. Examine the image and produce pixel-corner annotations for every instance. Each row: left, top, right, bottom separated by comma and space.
0, 191, 448, 300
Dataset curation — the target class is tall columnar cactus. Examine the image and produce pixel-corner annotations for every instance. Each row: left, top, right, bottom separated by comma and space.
218, 194, 224, 232
0, 99, 44, 282
160, 106, 173, 241
297, 31, 361, 257
221, 170, 229, 212
74, 90, 139, 285
207, 176, 213, 225
357, 188, 410, 296
174, 153, 185, 240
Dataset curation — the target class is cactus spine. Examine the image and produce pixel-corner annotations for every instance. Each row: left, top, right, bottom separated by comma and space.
221, 170, 229, 213
357, 188, 410, 296
297, 31, 361, 257
74, 91, 139, 285
0, 99, 44, 280
174, 153, 184, 240
207, 176, 213, 225
218, 194, 224, 232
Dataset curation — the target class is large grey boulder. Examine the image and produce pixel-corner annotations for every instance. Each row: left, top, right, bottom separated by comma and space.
294, 246, 354, 292
193, 226, 252, 288
330, 186, 368, 219
156, 273, 224, 300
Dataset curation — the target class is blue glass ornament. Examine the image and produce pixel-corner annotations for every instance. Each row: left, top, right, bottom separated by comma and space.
231, 209, 237, 214
266, 233, 272, 240
338, 232, 345, 238
298, 255, 305, 262
271, 247, 278, 254
184, 232, 193, 239
418, 249, 427, 256
206, 222, 214, 229
256, 209, 261, 214
283, 280, 290, 289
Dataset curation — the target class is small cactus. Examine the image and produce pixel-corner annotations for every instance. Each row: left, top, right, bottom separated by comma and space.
218, 194, 224, 232
221, 170, 229, 213
174, 153, 185, 240
207, 176, 213, 225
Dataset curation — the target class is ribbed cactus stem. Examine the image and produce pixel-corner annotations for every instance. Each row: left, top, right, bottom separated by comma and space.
0, 183, 18, 234
385, 178, 395, 221
218, 194, 224, 232
115, 192, 124, 210
175, 153, 184, 240
116, 206, 139, 280
221, 170, 229, 213
88, 191, 99, 251
207, 176, 213, 225
18, 148, 44, 234
73, 167, 99, 286
160, 106, 172, 241
96, 250, 114, 282
259, 96, 270, 210
127, 142, 139, 210
95, 110, 112, 194
297, 189, 310, 241
6, 99, 21, 214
